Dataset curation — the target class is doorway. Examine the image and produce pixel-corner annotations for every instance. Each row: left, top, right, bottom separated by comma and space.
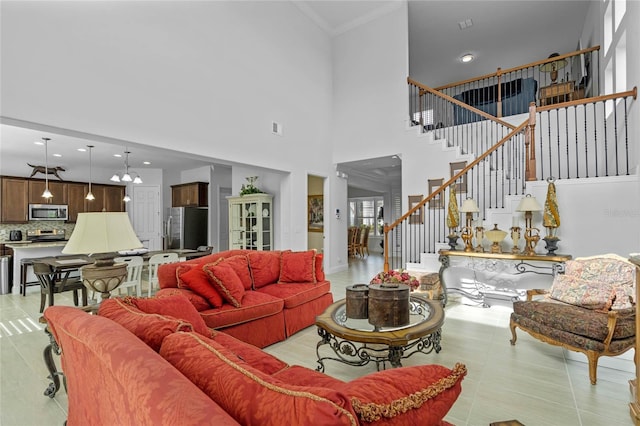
132, 185, 162, 250
307, 175, 324, 254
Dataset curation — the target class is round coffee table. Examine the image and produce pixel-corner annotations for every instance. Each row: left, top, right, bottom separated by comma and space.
315, 294, 444, 372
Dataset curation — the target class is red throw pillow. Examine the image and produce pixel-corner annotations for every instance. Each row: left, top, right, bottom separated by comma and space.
338, 363, 466, 425
156, 288, 210, 312
98, 298, 193, 351
220, 255, 253, 290
279, 250, 316, 283
159, 332, 358, 425
247, 251, 282, 288
204, 262, 245, 307
179, 261, 225, 308
132, 293, 211, 337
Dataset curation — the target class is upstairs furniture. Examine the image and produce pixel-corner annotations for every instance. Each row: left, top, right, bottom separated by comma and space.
33, 260, 88, 312
452, 77, 538, 125
539, 80, 584, 105
147, 252, 180, 297
114, 256, 144, 297
227, 193, 273, 251
510, 254, 636, 384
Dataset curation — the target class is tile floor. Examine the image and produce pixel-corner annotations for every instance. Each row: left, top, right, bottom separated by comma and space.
0, 254, 635, 425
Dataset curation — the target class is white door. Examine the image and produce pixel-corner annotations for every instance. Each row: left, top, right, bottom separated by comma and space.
133, 185, 162, 250
219, 188, 231, 251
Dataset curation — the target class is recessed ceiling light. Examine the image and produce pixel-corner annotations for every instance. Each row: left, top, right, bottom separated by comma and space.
143, 161, 151, 165
113, 154, 122, 158
53, 153, 62, 157
34, 141, 44, 146
460, 53, 475, 63
77, 148, 87, 152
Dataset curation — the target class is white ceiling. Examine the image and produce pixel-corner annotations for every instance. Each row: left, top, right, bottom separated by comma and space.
0, 0, 592, 187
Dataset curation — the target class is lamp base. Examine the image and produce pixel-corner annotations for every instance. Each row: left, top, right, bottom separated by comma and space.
81, 263, 127, 303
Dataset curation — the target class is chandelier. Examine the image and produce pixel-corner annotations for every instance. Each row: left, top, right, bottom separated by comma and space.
110, 149, 143, 184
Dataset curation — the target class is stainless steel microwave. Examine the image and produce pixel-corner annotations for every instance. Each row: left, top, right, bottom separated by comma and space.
28, 204, 69, 221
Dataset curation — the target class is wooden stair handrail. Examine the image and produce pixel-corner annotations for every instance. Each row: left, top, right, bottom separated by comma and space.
387, 120, 529, 230
537, 86, 637, 112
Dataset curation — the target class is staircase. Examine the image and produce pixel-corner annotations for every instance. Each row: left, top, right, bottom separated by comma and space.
383, 76, 637, 273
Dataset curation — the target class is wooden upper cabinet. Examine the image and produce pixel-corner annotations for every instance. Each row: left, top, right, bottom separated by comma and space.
171, 182, 208, 207
1, 177, 29, 223
104, 185, 125, 212
67, 182, 87, 222
28, 180, 67, 204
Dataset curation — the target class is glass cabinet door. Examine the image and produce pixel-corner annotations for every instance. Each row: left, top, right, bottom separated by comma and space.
227, 194, 273, 251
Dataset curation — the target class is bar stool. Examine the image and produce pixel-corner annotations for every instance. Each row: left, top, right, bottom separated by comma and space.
20, 258, 40, 296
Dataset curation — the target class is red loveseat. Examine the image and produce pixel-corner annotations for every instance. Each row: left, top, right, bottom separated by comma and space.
44, 294, 466, 425
156, 249, 334, 348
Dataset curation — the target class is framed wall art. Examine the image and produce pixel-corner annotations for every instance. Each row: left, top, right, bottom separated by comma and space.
428, 178, 444, 209
408, 195, 424, 224
450, 161, 468, 193
308, 195, 324, 232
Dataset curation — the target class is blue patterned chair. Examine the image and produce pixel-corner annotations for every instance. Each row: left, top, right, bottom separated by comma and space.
510, 254, 637, 384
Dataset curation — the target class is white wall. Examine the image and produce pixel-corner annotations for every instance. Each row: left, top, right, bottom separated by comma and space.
1, 0, 335, 259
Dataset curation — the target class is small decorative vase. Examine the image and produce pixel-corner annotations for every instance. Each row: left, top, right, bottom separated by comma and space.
485, 224, 507, 254
447, 234, 459, 251
543, 236, 560, 256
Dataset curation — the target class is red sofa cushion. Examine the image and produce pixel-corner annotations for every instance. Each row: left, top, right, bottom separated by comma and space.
159, 332, 358, 425
199, 291, 284, 329
158, 260, 199, 289
337, 363, 466, 425
272, 365, 345, 388
220, 255, 253, 290
279, 250, 316, 283
98, 298, 195, 351
247, 251, 282, 288
204, 262, 246, 307
132, 293, 211, 337
176, 263, 225, 308
258, 281, 331, 309
156, 288, 211, 312
315, 253, 325, 282
211, 332, 289, 375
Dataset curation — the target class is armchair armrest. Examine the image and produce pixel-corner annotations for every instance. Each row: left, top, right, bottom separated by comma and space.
526, 289, 548, 301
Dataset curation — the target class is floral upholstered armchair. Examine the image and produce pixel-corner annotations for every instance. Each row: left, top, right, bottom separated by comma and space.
510, 254, 637, 384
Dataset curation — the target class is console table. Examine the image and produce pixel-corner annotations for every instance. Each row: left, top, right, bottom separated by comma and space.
438, 250, 572, 307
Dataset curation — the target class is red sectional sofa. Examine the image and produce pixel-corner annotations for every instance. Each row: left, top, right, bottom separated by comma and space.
156, 249, 334, 348
44, 294, 466, 425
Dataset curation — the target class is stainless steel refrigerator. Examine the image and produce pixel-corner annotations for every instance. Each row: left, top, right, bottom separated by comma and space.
166, 207, 208, 249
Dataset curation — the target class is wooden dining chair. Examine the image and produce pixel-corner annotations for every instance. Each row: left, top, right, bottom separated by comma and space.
33, 262, 87, 313
357, 225, 370, 257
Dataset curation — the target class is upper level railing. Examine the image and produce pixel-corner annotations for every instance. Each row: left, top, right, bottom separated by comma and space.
433, 46, 600, 119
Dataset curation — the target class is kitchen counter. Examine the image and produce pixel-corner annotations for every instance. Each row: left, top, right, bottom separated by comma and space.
7, 242, 70, 294
5, 241, 67, 249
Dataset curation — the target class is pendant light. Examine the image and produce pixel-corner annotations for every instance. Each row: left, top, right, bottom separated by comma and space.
85, 145, 95, 201
110, 149, 143, 184
41, 137, 53, 199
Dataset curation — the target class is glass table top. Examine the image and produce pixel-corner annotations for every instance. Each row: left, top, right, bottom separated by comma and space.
332, 296, 434, 333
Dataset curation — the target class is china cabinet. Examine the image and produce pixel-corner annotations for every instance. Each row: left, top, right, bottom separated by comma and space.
227, 193, 272, 250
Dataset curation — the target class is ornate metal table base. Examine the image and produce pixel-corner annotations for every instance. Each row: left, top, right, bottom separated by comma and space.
315, 327, 442, 372
43, 323, 65, 398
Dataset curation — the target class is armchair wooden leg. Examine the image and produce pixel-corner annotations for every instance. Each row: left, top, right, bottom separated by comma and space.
587, 352, 599, 385
509, 319, 518, 345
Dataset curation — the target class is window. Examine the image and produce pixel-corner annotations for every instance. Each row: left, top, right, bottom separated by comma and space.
412, 109, 434, 126
349, 197, 384, 236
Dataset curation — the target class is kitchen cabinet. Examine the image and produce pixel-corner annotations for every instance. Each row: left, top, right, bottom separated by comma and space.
171, 182, 208, 207
66, 182, 88, 222
28, 180, 67, 204
1, 177, 29, 223
228, 193, 272, 251
0, 176, 125, 223
85, 184, 125, 213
